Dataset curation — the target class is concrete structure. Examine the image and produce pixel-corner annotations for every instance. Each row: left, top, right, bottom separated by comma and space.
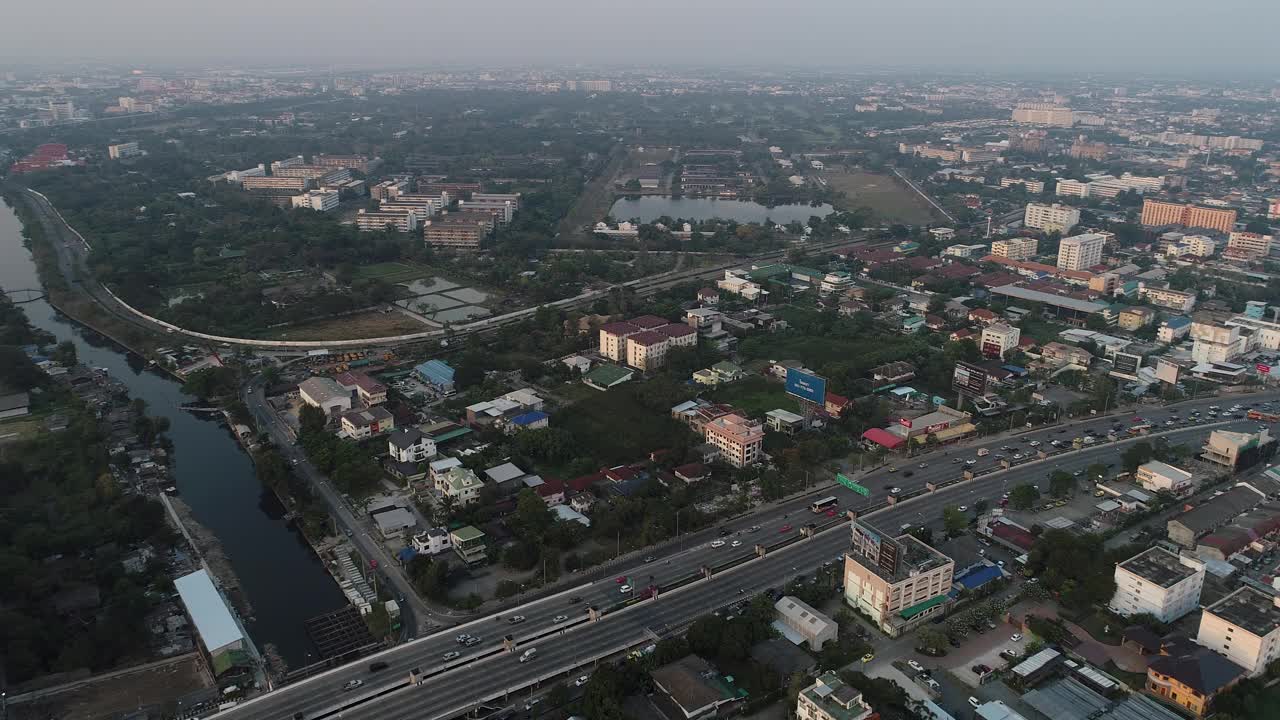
844, 521, 954, 636
1201, 429, 1274, 470
373, 507, 417, 539
339, 406, 395, 439
774, 596, 838, 651
1136, 461, 1194, 496
1195, 586, 1280, 677
1024, 203, 1081, 233
1057, 233, 1106, 271
1012, 103, 1073, 127
1001, 177, 1046, 194
1141, 200, 1237, 234
1118, 307, 1155, 331
335, 371, 387, 406
1143, 286, 1197, 313
356, 208, 419, 233
702, 413, 765, 468
1146, 648, 1245, 717
795, 672, 873, 720
651, 655, 741, 720
242, 175, 312, 192
299, 377, 352, 416
1158, 316, 1193, 343
449, 525, 487, 565
107, 141, 141, 159
981, 323, 1021, 359
598, 321, 640, 362
1055, 179, 1091, 198
991, 237, 1038, 261
291, 189, 341, 212
410, 527, 452, 556
1226, 231, 1272, 259
765, 408, 805, 435
174, 570, 245, 658
388, 427, 436, 464
943, 243, 988, 259
423, 213, 491, 251
1109, 547, 1205, 622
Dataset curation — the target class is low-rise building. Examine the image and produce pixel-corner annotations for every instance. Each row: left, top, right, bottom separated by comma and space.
356, 208, 419, 233
1142, 286, 1197, 313
1226, 231, 1273, 259
1039, 341, 1093, 367
449, 525, 487, 565
339, 406, 395, 439
388, 427, 436, 464
299, 376, 352, 416
775, 596, 837, 651
1146, 648, 1245, 716
1195, 586, 1280, 677
844, 520, 955, 636
943, 243, 988, 259
650, 655, 742, 720
1135, 461, 1194, 496
981, 323, 1021, 359
439, 466, 483, 506
1158, 316, 1193, 343
1108, 547, 1204, 622
1118, 307, 1155, 331
1167, 485, 1267, 547
372, 507, 416, 539
334, 371, 387, 406
795, 672, 873, 720
1201, 429, 1275, 470
702, 413, 765, 468
765, 409, 805, 436
422, 213, 491, 251
414, 360, 455, 393
410, 527, 452, 555
991, 237, 1039, 261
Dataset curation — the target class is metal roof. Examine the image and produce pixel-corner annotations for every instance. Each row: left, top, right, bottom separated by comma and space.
1012, 647, 1061, 677
174, 570, 244, 653
1023, 679, 1110, 720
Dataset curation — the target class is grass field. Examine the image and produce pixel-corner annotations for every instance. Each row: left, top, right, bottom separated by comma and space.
707, 376, 800, 417
271, 310, 433, 341
825, 169, 941, 225
353, 262, 430, 284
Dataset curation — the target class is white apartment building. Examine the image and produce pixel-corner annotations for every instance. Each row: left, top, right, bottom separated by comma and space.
991, 237, 1039, 261
1227, 232, 1273, 258
1166, 235, 1216, 258
1109, 547, 1205, 623
981, 323, 1021, 359
796, 672, 873, 720
355, 208, 419, 233
1001, 177, 1045, 194
1055, 179, 1091, 198
1191, 320, 1247, 363
291, 189, 340, 212
1057, 233, 1106, 271
703, 413, 765, 468
1226, 316, 1280, 352
1024, 202, 1081, 233
943, 244, 988, 259
1196, 586, 1280, 677
1142, 285, 1197, 313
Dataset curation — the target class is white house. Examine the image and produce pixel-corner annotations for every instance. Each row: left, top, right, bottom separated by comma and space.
388, 427, 436, 464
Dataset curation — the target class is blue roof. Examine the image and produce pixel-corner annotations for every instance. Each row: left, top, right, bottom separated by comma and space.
1001, 364, 1028, 375
415, 359, 455, 385
397, 547, 417, 563
174, 570, 244, 653
510, 411, 549, 426
1165, 315, 1192, 328
956, 564, 1003, 590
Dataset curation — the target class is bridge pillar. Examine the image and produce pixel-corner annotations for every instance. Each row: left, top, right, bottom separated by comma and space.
701, 564, 713, 579
1037, 450, 1048, 460
502, 634, 515, 652
963, 470, 974, 481
755, 544, 767, 558
1000, 459, 1011, 469
925, 482, 938, 492
588, 606, 602, 622
886, 495, 898, 505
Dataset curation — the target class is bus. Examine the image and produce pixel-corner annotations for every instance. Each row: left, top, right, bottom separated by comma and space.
811, 496, 839, 513
1128, 424, 1153, 435
1247, 410, 1280, 422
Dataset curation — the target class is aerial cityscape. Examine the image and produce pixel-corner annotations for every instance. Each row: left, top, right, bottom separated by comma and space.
4, 5, 1280, 720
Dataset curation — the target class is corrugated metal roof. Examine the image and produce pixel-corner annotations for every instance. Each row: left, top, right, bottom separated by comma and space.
174, 570, 244, 653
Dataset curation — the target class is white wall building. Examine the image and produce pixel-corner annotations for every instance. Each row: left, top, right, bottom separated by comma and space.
1135, 460, 1194, 496
1024, 203, 1081, 233
1057, 232, 1106, 271
1109, 547, 1204, 623
1196, 586, 1280, 677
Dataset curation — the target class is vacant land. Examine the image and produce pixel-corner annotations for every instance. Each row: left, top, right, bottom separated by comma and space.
9, 654, 211, 720
707, 376, 800, 416
272, 310, 433, 340
826, 170, 941, 225
352, 261, 430, 285
553, 385, 694, 466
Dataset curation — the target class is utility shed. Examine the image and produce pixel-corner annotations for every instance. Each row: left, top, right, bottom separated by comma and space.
174, 569, 245, 657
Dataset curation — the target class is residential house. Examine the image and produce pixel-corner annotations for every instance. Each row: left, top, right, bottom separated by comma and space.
796, 672, 873, 720
388, 427, 436, 464
339, 406, 395, 439
450, 525, 487, 565
334, 371, 387, 406
410, 527, 452, 555
440, 466, 483, 506
1146, 648, 1246, 716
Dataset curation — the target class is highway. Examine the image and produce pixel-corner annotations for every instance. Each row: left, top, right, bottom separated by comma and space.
215, 391, 1280, 720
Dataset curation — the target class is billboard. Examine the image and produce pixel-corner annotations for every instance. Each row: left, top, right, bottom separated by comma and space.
1258, 364, 1272, 375
785, 368, 827, 404
1113, 352, 1142, 376
952, 361, 988, 395
1156, 359, 1181, 385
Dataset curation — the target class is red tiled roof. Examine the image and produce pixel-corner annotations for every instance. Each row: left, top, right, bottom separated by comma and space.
535, 478, 565, 498
697, 287, 718, 297
969, 308, 996, 320
674, 462, 708, 480
628, 315, 669, 329
628, 330, 668, 346
861, 428, 905, 449
600, 321, 639, 336
992, 522, 1035, 551
825, 392, 850, 408
657, 323, 696, 338
566, 472, 605, 493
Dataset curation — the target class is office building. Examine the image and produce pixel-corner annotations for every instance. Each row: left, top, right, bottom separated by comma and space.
844, 521, 955, 636
422, 213, 490, 251
1191, 319, 1246, 363
775, 596, 838, 651
1227, 231, 1273, 258
795, 672, 874, 720
1109, 547, 1204, 622
1200, 428, 1274, 470
1196, 586, 1280, 677
991, 237, 1038, 261
107, 142, 141, 160
1011, 103, 1073, 127
1055, 179, 1091, 198
980, 323, 1021, 359
1024, 202, 1081, 233
1057, 233, 1106, 271
291, 189, 340, 212
1141, 200, 1237, 234
356, 208, 419, 233
703, 413, 765, 468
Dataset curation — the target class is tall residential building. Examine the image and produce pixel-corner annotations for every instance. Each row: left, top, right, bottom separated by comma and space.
991, 237, 1038, 261
1024, 202, 1081, 233
48, 98, 76, 121
1011, 103, 1073, 127
844, 521, 955, 636
598, 321, 640, 362
107, 142, 141, 159
1190, 319, 1246, 363
1108, 547, 1204, 623
1196, 586, 1280, 677
242, 175, 313, 192
702, 413, 764, 468
1141, 199, 1237, 234
980, 323, 1021, 359
355, 208, 419, 233
291, 189, 340, 212
1057, 233, 1106, 271
1069, 139, 1109, 160
422, 214, 490, 251
1000, 177, 1046, 194
312, 154, 376, 174
372, 179, 411, 201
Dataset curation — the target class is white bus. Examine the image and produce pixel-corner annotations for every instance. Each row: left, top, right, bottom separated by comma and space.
811, 496, 839, 513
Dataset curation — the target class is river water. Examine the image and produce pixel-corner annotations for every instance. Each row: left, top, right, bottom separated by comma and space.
610, 195, 833, 224
0, 200, 345, 669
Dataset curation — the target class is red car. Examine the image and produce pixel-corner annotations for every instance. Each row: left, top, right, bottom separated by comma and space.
826, 509, 837, 517
615, 576, 626, 584
1132, 417, 1144, 423
779, 524, 794, 533
370, 559, 379, 569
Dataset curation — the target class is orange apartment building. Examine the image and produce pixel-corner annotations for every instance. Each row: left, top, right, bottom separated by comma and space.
1141, 199, 1237, 234
702, 413, 765, 467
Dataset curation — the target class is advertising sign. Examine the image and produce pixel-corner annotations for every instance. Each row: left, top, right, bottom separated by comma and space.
785, 368, 827, 404
1155, 359, 1181, 385
837, 473, 870, 496
1258, 364, 1271, 375
952, 361, 988, 395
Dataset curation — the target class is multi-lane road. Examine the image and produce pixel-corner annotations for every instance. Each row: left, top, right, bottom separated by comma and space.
215, 391, 1280, 720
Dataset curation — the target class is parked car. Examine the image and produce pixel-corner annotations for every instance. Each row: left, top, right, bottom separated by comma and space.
908, 660, 924, 672
969, 697, 980, 708
575, 675, 590, 687
1011, 633, 1023, 642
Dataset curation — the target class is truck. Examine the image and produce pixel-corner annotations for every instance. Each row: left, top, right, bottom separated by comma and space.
977, 448, 990, 457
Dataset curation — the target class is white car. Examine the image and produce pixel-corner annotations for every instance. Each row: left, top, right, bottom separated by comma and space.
620, 584, 633, 594
442, 651, 460, 661
575, 675, 590, 687
969, 697, 980, 708
1010, 633, 1023, 642
958, 505, 968, 512
908, 660, 924, 672
524, 698, 541, 711
710, 540, 726, 548
731, 540, 742, 548
918, 462, 928, 468
552, 615, 568, 624
965, 459, 976, 465
342, 680, 363, 692
1028, 440, 1041, 447
508, 615, 526, 624
890, 487, 902, 494
1012, 453, 1024, 460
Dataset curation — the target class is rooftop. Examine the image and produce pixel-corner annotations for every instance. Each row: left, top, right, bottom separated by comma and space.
628, 329, 669, 347
1149, 648, 1245, 694
799, 672, 870, 720
1117, 547, 1200, 588
1204, 586, 1280, 637
174, 570, 244, 653
990, 284, 1108, 313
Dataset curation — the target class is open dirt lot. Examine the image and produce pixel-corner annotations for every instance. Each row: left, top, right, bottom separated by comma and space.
9, 654, 212, 720
271, 310, 433, 341
826, 170, 941, 225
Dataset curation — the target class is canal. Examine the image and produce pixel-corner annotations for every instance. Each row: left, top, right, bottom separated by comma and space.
0, 200, 346, 669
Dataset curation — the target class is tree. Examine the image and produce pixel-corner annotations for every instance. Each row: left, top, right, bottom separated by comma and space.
943, 506, 968, 537
916, 627, 948, 654
1010, 483, 1040, 510
1122, 441, 1155, 472
51, 340, 77, 366
513, 488, 555, 539
299, 404, 328, 435
1087, 462, 1109, 481
974, 499, 990, 515
1048, 470, 1076, 498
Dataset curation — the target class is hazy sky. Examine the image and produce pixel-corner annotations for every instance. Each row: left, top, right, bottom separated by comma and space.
4, 0, 1278, 75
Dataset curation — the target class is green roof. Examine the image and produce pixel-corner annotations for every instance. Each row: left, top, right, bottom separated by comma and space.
428, 426, 472, 443
584, 364, 633, 388
451, 525, 485, 542
747, 263, 825, 282
210, 649, 251, 676
899, 593, 948, 619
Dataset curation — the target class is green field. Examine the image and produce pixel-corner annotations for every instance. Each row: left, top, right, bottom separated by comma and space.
353, 262, 430, 284
826, 169, 941, 225
707, 376, 800, 416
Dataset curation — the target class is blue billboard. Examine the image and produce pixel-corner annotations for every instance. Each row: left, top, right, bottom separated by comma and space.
785, 368, 827, 404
